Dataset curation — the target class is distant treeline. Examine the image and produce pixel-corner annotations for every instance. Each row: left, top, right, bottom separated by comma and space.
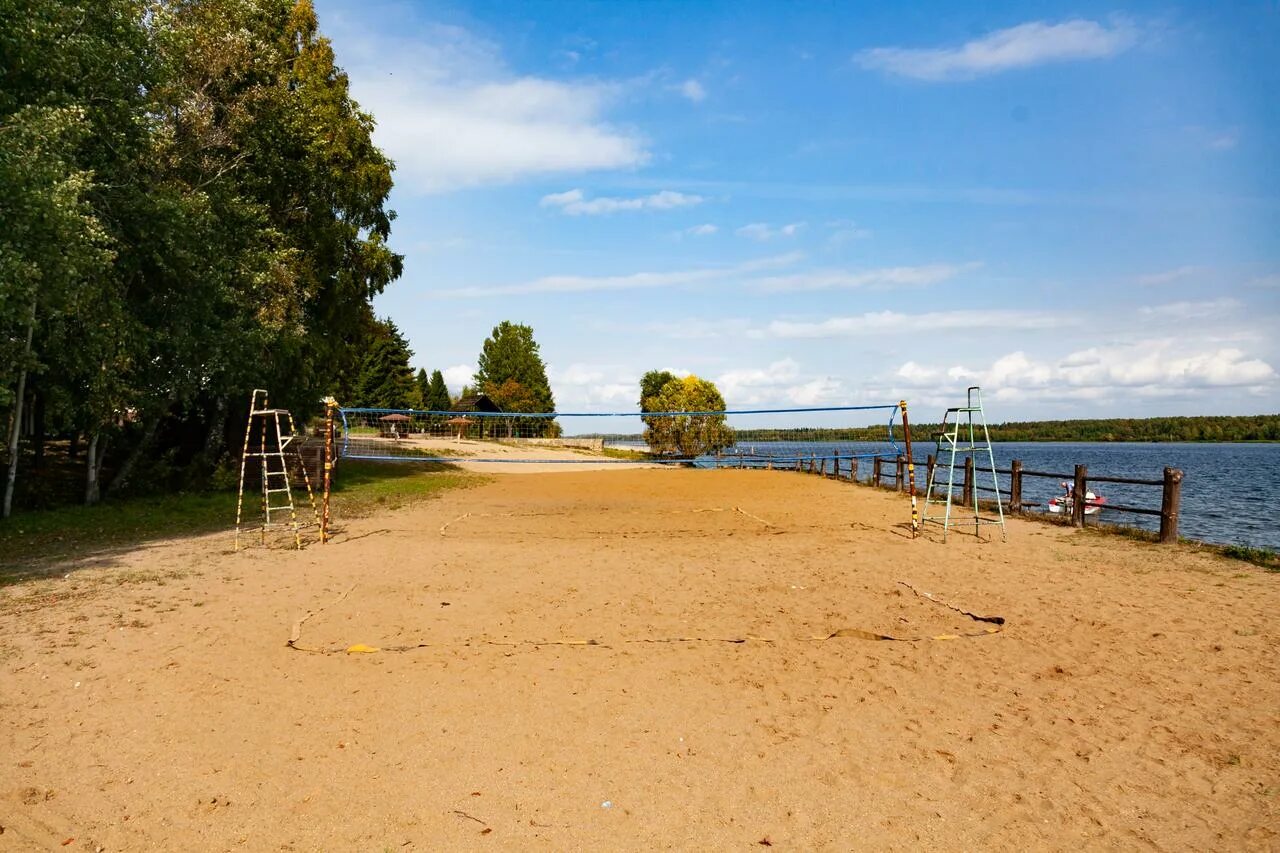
732, 414, 1280, 444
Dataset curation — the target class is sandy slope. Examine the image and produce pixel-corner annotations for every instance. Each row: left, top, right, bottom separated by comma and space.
1, 469, 1277, 851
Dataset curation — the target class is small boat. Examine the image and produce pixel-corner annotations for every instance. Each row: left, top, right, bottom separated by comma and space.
1048, 482, 1107, 516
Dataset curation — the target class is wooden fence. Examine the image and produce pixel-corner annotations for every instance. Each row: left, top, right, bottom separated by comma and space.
770, 451, 1184, 544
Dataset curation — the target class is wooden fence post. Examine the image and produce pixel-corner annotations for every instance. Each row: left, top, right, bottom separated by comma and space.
1072, 464, 1088, 528
961, 456, 974, 507
895, 455, 905, 491
926, 454, 935, 490
1160, 467, 1183, 544
1009, 459, 1022, 514
872, 457, 882, 487
833, 452, 840, 480
850, 457, 858, 483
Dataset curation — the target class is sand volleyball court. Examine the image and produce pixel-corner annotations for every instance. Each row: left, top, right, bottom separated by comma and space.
1, 468, 1277, 849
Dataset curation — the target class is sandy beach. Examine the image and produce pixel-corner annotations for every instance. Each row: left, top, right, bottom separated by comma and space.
1, 468, 1277, 850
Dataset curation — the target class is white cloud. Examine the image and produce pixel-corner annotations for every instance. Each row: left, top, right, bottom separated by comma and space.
1137, 266, 1200, 286
685, 223, 719, 236
1248, 273, 1280, 289
432, 252, 803, 298
1138, 298, 1238, 320
761, 308, 1062, 339
715, 359, 848, 407
857, 19, 1137, 82
327, 19, 648, 192
737, 222, 807, 241
893, 342, 1276, 402
678, 79, 707, 102
752, 262, 969, 292
442, 364, 476, 392
540, 188, 704, 215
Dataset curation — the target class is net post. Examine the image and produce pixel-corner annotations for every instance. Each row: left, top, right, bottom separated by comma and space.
1159, 467, 1182, 544
899, 400, 919, 536
321, 396, 336, 543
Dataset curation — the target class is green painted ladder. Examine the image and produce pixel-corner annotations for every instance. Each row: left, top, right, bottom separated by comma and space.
921, 386, 1007, 542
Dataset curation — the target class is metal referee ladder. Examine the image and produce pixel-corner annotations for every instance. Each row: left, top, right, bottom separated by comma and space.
235, 389, 318, 550
922, 386, 1006, 542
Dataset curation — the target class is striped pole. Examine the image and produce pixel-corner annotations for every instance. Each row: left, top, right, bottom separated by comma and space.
321, 397, 335, 543
900, 400, 920, 536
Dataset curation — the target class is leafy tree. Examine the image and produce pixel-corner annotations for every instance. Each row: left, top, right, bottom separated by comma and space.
639, 370, 678, 410
474, 321, 556, 434
352, 319, 415, 408
643, 374, 734, 457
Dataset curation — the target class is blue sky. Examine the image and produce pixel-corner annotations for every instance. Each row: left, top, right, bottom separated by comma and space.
315, 0, 1279, 421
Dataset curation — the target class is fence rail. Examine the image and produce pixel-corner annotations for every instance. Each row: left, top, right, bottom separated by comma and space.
774, 450, 1184, 544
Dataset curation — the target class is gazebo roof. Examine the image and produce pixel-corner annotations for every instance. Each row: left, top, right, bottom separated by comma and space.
444, 416, 473, 425
378, 413, 412, 422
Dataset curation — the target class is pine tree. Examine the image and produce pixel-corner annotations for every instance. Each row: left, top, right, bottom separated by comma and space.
424, 369, 450, 411
414, 368, 429, 409
352, 319, 415, 408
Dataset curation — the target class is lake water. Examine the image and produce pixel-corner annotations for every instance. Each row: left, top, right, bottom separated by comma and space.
605, 439, 1280, 551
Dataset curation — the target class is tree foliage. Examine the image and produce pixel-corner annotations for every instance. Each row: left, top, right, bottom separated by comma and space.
0, 0, 403, 513
352, 319, 415, 409
473, 322, 557, 437
642, 374, 735, 457
422, 369, 450, 412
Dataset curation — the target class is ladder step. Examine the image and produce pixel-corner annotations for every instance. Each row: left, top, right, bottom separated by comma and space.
265, 488, 292, 494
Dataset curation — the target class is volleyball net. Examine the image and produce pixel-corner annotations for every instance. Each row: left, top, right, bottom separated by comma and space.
334, 403, 911, 470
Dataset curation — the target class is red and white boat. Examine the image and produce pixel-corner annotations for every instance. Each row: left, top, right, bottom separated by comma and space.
1048, 483, 1107, 516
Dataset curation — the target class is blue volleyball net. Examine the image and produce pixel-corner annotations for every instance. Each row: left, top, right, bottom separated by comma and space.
335, 404, 908, 470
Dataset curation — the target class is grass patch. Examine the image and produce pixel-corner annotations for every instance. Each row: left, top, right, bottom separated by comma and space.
595, 446, 655, 461
328, 459, 479, 518
0, 459, 475, 580
1217, 544, 1280, 571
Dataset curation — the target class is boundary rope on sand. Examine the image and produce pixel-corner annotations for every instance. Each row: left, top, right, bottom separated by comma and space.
285, 581, 1005, 654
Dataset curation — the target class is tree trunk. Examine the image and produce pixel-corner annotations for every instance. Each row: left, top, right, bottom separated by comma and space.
106, 410, 164, 496
3, 296, 37, 519
68, 430, 80, 459
85, 431, 109, 506
32, 387, 45, 469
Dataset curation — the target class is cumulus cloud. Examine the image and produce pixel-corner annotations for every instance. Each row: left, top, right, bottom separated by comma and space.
893, 342, 1275, 402
685, 223, 719, 236
857, 19, 1137, 82
325, 19, 648, 192
737, 222, 807, 241
540, 188, 704, 215
442, 364, 476, 392
714, 359, 847, 407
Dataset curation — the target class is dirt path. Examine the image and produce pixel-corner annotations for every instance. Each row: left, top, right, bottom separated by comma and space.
1, 469, 1277, 850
